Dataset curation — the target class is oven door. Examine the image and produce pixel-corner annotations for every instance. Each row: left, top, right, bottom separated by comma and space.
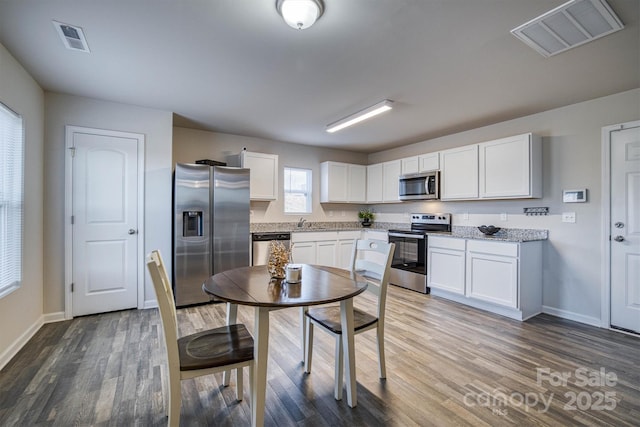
388, 232, 428, 293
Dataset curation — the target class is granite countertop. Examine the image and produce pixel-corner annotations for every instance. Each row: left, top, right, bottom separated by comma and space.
250, 222, 548, 242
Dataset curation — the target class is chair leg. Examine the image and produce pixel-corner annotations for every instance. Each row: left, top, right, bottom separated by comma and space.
167, 369, 181, 427
304, 318, 314, 374
236, 367, 244, 401
334, 336, 343, 401
377, 324, 386, 379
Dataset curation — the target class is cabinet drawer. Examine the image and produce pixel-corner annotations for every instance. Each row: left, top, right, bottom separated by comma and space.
428, 236, 465, 251
338, 231, 362, 240
467, 240, 518, 257
292, 231, 338, 242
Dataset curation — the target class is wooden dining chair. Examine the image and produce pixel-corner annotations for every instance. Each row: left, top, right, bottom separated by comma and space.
303, 239, 395, 400
146, 250, 254, 426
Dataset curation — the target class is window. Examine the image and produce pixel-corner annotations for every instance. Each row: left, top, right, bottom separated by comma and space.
0, 102, 24, 298
284, 167, 312, 214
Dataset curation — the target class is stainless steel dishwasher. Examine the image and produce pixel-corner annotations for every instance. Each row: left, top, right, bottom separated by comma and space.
252, 232, 291, 266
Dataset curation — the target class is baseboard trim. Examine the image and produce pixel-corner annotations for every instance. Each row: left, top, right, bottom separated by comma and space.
542, 306, 602, 327
43, 312, 66, 324
143, 299, 158, 310
0, 316, 44, 371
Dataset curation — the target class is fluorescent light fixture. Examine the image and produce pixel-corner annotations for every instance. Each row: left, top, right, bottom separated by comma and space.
326, 100, 394, 133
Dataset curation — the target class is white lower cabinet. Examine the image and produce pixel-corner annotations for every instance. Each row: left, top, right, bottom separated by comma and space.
291, 231, 361, 267
466, 240, 518, 308
427, 236, 466, 295
428, 236, 542, 321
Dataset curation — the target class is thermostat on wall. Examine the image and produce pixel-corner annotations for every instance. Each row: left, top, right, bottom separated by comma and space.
563, 189, 587, 203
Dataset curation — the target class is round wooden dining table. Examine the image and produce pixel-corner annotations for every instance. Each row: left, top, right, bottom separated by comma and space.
203, 264, 368, 427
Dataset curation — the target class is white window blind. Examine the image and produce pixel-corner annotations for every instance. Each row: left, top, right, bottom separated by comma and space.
0, 101, 24, 298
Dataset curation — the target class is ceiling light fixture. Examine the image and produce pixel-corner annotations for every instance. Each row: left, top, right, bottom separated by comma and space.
276, 0, 324, 30
326, 100, 394, 133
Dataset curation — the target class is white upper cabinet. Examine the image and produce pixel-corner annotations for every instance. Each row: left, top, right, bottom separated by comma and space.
479, 133, 542, 199
401, 157, 419, 175
366, 163, 383, 203
348, 164, 367, 202
320, 161, 366, 203
440, 145, 479, 200
418, 152, 439, 172
240, 151, 278, 200
382, 160, 401, 202
367, 160, 401, 203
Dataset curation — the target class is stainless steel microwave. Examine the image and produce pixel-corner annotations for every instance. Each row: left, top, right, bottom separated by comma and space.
398, 171, 439, 200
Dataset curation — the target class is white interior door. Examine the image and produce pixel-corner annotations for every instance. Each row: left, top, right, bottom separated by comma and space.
610, 124, 640, 333
70, 129, 139, 316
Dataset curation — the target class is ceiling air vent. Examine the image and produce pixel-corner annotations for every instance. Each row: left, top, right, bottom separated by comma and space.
511, 0, 623, 57
53, 21, 90, 53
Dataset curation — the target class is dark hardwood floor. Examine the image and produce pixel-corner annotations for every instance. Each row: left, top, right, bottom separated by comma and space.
1, 285, 639, 426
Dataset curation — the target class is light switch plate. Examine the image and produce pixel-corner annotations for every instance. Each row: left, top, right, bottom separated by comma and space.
463, 212, 469, 220
500, 213, 508, 221
562, 212, 576, 223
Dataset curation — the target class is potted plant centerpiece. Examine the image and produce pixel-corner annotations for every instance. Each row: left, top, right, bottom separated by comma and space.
358, 209, 375, 227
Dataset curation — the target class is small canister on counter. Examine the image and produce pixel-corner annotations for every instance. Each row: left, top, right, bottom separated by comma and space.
285, 264, 302, 283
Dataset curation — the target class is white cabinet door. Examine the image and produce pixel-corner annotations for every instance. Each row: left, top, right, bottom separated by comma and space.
348, 164, 367, 202
337, 239, 354, 269
419, 152, 439, 172
241, 151, 278, 200
366, 163, 383, 203
291, 242, 315, 265
427, 237, 466, 295
479, 133, 541, 199
382, 160, 401, 202
440, 145, 479, 200
321, 162, 366, 203
466, 244, 518, 308
401, 157, 419, 174
316, 241, 337, 267
320, 161, 348, 202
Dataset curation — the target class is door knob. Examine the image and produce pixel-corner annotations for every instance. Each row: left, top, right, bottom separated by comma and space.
613, 235, 624, 242
128, 229, 137, 235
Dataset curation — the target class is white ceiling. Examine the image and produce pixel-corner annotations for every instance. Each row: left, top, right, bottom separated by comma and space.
0, 0, 637, 153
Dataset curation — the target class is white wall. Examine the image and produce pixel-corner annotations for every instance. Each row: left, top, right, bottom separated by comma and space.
44, 93, 173, 313
367, 89, 640, 326
0, 43, 45, 368
173, 127, 369, 223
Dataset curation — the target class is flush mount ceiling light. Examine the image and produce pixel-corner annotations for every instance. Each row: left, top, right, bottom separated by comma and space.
511, 0, 624, 57
326, 100, 394, 133
276, 0, 324, 30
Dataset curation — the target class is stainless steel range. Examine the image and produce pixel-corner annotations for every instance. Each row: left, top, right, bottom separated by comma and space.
388, 213, 451, 293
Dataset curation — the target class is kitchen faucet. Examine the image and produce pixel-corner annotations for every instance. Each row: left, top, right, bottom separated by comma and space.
297, 217, 307, 228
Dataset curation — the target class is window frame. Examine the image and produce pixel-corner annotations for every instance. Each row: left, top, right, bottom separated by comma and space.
283, 166, 312, 215
0, 101, 25, 299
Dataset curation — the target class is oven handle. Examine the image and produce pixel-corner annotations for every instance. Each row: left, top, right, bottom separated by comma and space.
388, 232, 425, 239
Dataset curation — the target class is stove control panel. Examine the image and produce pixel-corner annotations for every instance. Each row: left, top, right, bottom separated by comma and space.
410, 213, 451, 225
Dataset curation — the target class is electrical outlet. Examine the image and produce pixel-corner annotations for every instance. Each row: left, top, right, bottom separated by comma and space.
500, 213, 508, 221
463, 212, 469, 220
562, 212, 576, 223
328, 210, 333, 217
250, 210, 254, 216
341, 211, 346, 217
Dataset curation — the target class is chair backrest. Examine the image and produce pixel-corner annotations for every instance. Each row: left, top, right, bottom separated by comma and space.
147, 250, 180, 371
348, 239, 395, 320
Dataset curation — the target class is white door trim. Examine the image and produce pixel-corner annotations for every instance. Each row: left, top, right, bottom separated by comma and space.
600, 120, 640, 329
64, 125, 145, 320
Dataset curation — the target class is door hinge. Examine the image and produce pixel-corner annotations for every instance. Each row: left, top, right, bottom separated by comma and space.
69, 147, 76, 157
71, 283, 74, 292
71, 215, 74, 225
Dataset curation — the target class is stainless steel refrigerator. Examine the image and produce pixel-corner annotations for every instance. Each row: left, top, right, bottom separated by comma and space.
173, 163, 250, 307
